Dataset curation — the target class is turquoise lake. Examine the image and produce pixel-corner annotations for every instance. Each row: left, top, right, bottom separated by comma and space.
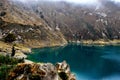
27, 44, 120, 80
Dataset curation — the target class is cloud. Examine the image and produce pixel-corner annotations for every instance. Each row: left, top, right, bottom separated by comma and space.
11, 0, 38, 3
12, 0, 99, 4
111, 0, 120, 2
11, 0, 120, 5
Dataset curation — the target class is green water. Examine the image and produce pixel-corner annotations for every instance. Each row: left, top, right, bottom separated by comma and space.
27, 44, 120, 80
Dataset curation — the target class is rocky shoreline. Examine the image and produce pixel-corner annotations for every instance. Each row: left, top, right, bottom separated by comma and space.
69, 39, 120, 46
0, 52, 76, 80
0, 41, 76, 80
0, 39, 120, 59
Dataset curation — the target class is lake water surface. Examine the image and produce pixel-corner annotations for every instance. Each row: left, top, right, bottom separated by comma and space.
27, 44, 120, 80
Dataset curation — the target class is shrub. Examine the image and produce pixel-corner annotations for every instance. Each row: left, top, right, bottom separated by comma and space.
0, 55, 24, 65
0, 55, 24, 80
4, 33, 16, 43
0, 64, 14, 80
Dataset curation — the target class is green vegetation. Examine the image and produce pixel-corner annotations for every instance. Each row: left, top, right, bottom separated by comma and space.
0, 64, 14, 80
0, 55, 24, 64
0, 55, 24, 80
4, 33, 16, 43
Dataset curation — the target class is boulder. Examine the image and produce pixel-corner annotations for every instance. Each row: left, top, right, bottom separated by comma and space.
7, 61, 76, 80
56, 61, 76, 80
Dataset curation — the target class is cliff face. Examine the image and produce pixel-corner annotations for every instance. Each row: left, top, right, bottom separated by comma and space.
0, 0, 120, 48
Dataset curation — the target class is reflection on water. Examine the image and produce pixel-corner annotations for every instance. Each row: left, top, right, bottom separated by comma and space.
27, 44, 120, 80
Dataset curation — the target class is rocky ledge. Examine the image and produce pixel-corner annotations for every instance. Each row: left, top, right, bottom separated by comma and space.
7, 61, 76, 80
0, 41, 31, 59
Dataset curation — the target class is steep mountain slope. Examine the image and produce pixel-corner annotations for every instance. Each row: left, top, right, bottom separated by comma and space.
0, 0, 67, 48
0, 0, 120, 48
31, 1, 120, 41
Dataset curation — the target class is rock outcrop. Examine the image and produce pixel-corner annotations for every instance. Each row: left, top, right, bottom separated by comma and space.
7, 61, 76, 80
56, 61, 76, 80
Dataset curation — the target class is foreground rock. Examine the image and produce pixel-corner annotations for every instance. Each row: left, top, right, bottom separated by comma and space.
56, 61, 76, 80
7, 61, 76, 80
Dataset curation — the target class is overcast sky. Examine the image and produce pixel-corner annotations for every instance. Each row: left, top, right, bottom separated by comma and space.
13, 0, 120, 4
